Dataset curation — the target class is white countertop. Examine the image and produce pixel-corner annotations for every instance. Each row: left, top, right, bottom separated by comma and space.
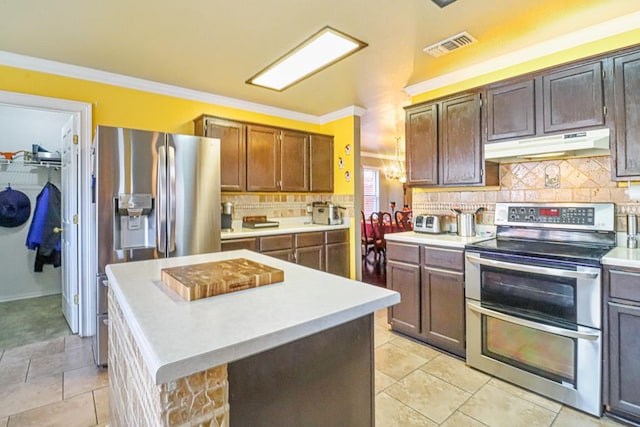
602, 246, 640, 269
221, 217, 349, 239
384, 231, 495, 248
105, 250, 399, 385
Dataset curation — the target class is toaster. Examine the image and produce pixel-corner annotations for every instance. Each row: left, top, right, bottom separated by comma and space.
312, 202, 343, 225
414, 214, 444, 234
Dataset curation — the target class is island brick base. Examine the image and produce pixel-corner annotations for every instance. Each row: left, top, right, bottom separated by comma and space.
108, 289, 230, 427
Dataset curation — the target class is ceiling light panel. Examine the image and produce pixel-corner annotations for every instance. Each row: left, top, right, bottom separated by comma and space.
247, 26, 367, 91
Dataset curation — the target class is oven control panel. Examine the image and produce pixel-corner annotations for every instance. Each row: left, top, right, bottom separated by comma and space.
494, 203, 615, 231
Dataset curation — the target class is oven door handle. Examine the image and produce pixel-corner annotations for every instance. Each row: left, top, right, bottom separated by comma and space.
465, 254, 598, 279
467, 301, 600, 341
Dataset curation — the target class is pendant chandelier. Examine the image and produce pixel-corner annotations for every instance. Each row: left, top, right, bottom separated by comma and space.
383, 137, 407, 183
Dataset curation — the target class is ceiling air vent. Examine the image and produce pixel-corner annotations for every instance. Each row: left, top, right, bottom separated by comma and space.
423, 31, 477, 57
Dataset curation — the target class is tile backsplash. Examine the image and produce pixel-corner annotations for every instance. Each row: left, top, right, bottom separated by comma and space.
221, 193, 355, 221
412, 156, 640, 232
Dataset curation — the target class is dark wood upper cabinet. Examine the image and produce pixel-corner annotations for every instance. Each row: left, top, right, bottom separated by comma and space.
613, 50, 640, 179
485, 79, 536, 142
280, 130, 309, 192
542, 61, 606, 133
246, 125, 280, 191
440, 93, 483, 185
310, 134, 334, 192
405, 92, 495, 187
196, 115, 334, 192
406, 103, 438, 186
194, 116, 246, 192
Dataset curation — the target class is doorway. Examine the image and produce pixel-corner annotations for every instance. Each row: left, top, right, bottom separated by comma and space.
0, 90, 92, 348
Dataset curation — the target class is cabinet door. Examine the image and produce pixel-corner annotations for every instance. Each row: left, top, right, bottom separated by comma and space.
281, 130, 309, 191
486, 79, 536, 141
421, 266, 465, 357
325, 242, 349, 278
440, 93, 482, 185
387, 260, 421, 337
205, 119, 246, 192
247, 125, 280, 191
310, 134, 334, 192
608, 301, 640, 421
542, 62, 605, 133
296, 245, 324, 271
221, 238, 257, 252
262, 249, 292, 262
405, 103, 438, 185
613, 51, 640, 179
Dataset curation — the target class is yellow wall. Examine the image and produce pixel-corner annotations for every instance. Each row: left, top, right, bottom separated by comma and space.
411, 28, 640, 104
322, 116, 357, 277
0, 65, 330, 135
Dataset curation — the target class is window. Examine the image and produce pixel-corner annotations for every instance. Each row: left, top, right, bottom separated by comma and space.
362, 167, 379, 217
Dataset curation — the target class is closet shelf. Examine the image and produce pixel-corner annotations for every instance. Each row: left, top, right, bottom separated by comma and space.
0, 159, 61, 168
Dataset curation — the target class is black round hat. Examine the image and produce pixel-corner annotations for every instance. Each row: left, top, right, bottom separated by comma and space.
0, 186, 31, 227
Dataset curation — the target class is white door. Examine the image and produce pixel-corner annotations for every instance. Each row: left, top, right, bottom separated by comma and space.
61, 116, 79, 333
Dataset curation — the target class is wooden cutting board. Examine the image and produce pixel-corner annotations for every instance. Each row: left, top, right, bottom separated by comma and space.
161, 258, 284, 301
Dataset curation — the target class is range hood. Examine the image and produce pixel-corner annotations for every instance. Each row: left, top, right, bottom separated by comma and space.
485, 128, 610, 163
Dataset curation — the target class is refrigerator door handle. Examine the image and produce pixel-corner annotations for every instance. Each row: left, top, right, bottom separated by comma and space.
157, 145, 167, 253
168, 145, 176, 253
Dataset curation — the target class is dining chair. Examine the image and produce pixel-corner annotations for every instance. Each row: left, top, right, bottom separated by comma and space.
369, 212, 387, 263
361, 211, 375, 260
395, 210, 413, 231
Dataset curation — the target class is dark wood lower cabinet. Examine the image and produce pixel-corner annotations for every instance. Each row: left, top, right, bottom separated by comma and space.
221, 229, 349, 278
608, 301, 640, 421
228, 314, 374, 426
422, 266, 465, 357
605, 266, 640, 423
386, 241, 466, 357
387, 260, 420, 336
296, 245, 324, 271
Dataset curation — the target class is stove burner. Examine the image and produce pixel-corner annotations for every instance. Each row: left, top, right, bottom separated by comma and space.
466, 238, 612, 266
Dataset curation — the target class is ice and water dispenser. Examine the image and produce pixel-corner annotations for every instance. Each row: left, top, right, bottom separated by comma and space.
113, 194, 155, 249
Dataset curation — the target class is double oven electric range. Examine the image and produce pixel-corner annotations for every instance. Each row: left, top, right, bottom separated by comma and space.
465, 202, 615, 416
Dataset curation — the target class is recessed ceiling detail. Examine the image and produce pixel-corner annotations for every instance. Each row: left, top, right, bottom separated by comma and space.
246, 26, 367, 91
423, 31, 477, 57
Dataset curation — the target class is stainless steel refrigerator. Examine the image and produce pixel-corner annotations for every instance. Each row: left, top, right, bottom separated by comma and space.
91, 125, 221, 366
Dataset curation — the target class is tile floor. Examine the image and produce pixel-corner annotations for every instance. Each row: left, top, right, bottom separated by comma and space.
0, 309, 629, 426
0, 335, 108, 427
373, 310, 626, 427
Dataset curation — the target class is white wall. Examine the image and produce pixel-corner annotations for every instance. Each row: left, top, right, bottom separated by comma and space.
0, 104, 70, 301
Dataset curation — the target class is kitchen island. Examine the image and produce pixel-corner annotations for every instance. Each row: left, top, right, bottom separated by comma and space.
105, 249, 398, 427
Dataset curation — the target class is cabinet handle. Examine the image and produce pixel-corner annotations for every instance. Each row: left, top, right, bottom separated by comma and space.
424, 266, 463, 276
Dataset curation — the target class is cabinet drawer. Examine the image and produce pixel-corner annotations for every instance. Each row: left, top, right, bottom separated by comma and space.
326, 229, 348, 244
609, 269, 640, 303
422, 246, 463, 271
295, 232, 324, 248
387, 242, 420, 264
259, 235, 293, 252
221, 238, 257, 252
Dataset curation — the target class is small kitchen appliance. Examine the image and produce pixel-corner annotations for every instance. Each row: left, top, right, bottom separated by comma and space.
221, 202, 233, 232
413, 214, 444, 234
312, 202, 343, 225
464, 202, 615, 416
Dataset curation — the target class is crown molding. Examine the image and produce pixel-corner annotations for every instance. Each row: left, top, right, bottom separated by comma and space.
404, 11, 640, 96
0, 50, 362, 125
319, 105, 366, 123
